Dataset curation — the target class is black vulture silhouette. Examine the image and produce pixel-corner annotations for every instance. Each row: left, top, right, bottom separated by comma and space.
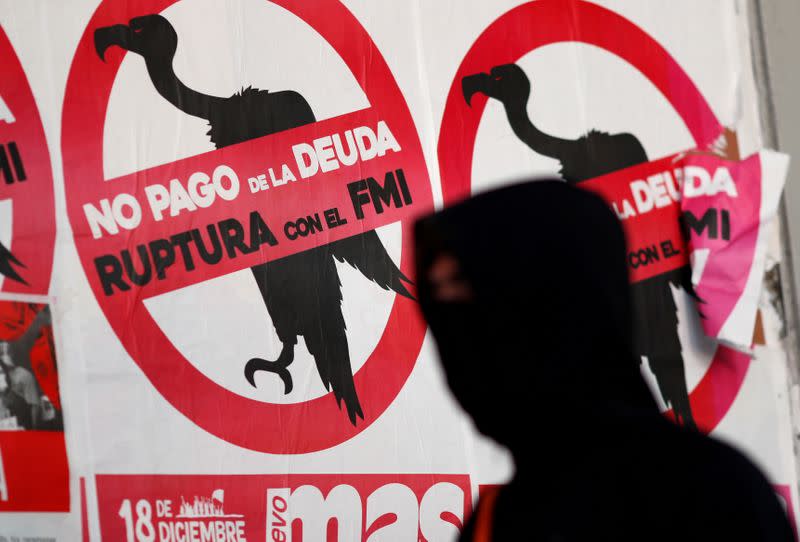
0, 242, 26, 285
463, 64, 698, 429
94, 14, 413, 425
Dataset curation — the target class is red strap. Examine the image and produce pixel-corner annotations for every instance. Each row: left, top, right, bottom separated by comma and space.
474, 487, 501, 542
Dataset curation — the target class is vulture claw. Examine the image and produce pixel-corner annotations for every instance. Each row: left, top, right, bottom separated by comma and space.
245, 357, 294, 394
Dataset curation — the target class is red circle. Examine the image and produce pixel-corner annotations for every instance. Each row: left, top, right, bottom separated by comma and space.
437, 0, 748, 432
62, 0, 432, 453
0, 27, 56, 295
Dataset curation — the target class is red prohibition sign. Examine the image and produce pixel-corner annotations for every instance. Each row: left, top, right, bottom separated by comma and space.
438, 0, 749, 432
0, 26, 56, 295
62, 0, 432, 453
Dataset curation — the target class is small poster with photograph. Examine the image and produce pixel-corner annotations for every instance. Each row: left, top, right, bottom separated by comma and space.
0, 298, 68, 512
0, 302, 60, 431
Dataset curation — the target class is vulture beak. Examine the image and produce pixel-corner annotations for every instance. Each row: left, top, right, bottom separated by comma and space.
462, 72, 492, 106
94, 24, 131, 61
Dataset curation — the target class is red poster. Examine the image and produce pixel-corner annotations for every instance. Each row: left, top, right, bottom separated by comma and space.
0, 300, 68, 512
96, 474, 471, 541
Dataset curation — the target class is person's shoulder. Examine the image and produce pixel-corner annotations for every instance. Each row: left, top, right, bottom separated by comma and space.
656, 424, 794, 539
675, 426, 768, 483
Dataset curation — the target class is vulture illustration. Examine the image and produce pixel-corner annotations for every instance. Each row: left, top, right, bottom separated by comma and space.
95, 14, 413, 425
463, 63, 699, 429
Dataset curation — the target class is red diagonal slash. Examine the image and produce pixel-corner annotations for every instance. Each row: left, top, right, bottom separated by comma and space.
581, 154, 689, 283
77, 107, 421, 300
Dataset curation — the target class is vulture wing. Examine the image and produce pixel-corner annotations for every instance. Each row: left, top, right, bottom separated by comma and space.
669, 264, 705, 318
328, 231, 414, 300
0, 242, 26, 285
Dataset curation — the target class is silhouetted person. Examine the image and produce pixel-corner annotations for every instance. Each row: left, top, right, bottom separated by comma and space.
414, 180, 794, 541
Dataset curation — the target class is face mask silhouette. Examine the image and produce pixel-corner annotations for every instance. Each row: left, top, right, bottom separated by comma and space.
415, 180, 656, 448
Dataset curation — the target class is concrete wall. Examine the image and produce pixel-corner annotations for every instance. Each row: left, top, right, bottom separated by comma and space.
751, 0, 800, 360
749, 0, 800, 481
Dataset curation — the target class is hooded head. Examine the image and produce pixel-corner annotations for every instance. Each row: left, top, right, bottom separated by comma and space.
414, 180, 657, 453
